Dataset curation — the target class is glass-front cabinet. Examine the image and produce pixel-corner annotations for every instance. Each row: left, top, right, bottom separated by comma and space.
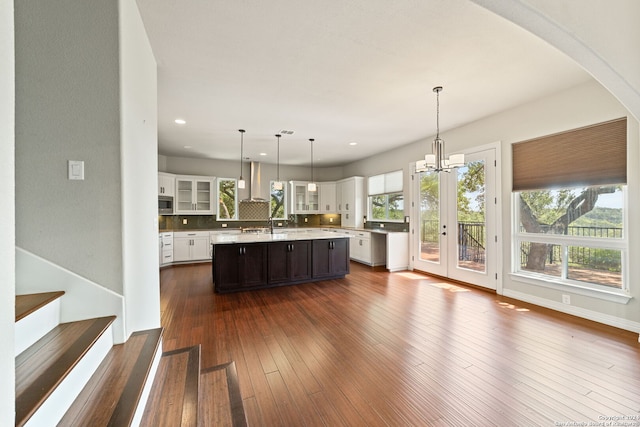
290, 181, 319, 214
175, 175, 214, 214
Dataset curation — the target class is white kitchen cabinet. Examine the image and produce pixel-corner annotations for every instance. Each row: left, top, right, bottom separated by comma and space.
337, 177, 364, 228
173, 231, 211, 262
175, 175, 214, 214
290, 181, 320, 214
159, 232, 173, 265
319, 182, 337, 213
386, 232, 409, 272
342, 229, 386, 267
158, 172, 175, 197
350, 231, 371, 263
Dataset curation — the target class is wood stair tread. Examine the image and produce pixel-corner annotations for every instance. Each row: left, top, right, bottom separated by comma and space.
15, 291, 65, 322
140, 345, 201, 427
59, 327, 163, 426
15, 315, 116, 426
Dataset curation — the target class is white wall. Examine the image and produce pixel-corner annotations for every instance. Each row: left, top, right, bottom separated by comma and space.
119, 0, 161, 334
15, 0, 124, 293
471, 0, 640, 122
344, 80, 640, 330
1, 1, 15, 424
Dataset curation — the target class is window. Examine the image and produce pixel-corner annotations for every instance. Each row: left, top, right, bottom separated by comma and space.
217, 178, 237, 220
368, 170, 404, 221
270, 181, 286, 220
512, 118, 628, 298
514, 186, 626, 291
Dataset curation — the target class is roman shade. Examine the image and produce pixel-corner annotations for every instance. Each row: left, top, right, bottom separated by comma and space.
368, 170, 403, 195
512, 117, 627, 191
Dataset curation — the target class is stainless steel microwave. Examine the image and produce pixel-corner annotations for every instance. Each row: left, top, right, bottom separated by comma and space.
158, 196, 174, 215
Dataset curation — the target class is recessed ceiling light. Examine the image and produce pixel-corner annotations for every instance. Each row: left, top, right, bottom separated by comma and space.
175, 119, 186, 124
183, 145, 192, 149
259, 152, 267, 156
349, 142, 358, 146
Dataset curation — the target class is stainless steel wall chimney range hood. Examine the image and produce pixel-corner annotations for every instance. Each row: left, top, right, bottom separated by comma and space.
238, 161, 270, 220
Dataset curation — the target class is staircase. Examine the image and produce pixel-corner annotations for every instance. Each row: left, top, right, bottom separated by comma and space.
16, 290, 248, 426
15, 291, 163, 426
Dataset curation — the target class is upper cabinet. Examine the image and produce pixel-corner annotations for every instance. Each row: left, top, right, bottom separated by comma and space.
175, 175, 215, 214
290, 181, 320, 214
337, 177, 364, 228
158, 172, 175, 197
318, 182, 337, 213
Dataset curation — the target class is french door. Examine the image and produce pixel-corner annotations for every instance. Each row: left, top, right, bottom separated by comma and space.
411, 146, 498, 289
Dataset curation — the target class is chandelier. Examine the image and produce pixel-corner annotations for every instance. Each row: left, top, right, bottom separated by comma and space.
416, 86, 464, 173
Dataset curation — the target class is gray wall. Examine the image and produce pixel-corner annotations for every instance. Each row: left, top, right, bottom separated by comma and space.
160, 155, 345, 201
15, 0, 124, 293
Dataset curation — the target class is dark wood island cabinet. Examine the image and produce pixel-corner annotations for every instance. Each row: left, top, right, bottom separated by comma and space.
211, 233, 350, 293
213, 242, 268, 292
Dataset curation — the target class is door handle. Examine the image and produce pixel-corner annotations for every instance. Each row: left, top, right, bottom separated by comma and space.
441, 232, 446, 236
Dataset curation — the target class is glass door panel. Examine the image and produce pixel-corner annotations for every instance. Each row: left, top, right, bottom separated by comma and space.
419, 171, 441, 264
455, 160, 486, 273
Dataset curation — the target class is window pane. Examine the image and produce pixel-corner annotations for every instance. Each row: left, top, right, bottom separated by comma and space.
567, 246, 622, 289
371, 195, 386, 220
518, 241, 562, 278
420, 171, 440, 263
519, 185, 624, 238
270, 182, 285, 219
457, 160, 486, 272
388, 193, 404, 220
218, 179, 236, 219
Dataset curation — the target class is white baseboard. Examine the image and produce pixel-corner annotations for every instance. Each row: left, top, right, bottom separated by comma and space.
503, 288, 640, 341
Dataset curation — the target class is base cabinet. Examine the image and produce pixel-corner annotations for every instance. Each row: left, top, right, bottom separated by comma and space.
213, 237, 349, 293
213, 243, 268, 292
312, 238, 350, 279
174, 232, 210, 262
268, 240, 312, 285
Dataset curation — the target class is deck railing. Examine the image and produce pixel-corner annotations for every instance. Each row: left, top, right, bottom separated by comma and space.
421, 220, 622, 270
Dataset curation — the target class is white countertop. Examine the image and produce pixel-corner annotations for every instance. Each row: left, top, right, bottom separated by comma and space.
211, 231, 350, 245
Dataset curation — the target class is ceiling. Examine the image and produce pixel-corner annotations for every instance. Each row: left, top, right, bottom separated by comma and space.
136, 0, 592, 167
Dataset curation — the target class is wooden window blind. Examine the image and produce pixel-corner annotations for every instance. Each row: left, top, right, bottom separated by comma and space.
512, 117, 627, 191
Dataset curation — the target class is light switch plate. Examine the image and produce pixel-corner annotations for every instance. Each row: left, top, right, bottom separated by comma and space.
68, 160, 84, 180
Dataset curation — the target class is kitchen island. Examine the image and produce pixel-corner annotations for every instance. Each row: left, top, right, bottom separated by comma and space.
211, 231, 350, 293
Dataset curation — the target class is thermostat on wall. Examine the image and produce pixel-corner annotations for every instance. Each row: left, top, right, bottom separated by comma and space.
68, 160, 84, 180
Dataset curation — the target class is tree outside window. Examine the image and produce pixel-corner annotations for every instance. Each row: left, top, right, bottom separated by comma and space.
217, 178, 237, 219
270, 181, 286, 219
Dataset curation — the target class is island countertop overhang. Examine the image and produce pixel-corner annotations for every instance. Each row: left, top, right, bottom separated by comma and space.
210, 231, 350, 245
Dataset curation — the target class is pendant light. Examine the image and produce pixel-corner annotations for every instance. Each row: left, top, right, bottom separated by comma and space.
416, 86, 464, 173
273, 134, 283, 190
307, 138, 317, 192
238, 129, 246, 189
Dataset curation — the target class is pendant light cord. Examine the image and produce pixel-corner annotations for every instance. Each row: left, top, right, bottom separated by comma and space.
309, 138, 314, 183
239, 129, 245, 180
276, 134, 281, 182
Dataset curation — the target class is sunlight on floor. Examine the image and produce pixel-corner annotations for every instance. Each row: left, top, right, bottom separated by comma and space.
497, 301, 530, 312
396, 272, 429, 280
395, 272, 471, 292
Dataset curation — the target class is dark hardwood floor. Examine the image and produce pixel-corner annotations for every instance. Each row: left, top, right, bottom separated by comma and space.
159, 262, 640, 426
